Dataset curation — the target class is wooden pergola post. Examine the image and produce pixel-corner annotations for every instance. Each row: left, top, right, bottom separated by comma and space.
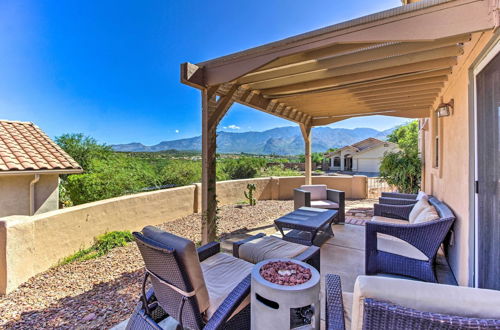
300, 122, 312, 185
201, 85, 237, 244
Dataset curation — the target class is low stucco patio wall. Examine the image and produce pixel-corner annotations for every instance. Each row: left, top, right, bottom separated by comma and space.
0, 175, 367, 294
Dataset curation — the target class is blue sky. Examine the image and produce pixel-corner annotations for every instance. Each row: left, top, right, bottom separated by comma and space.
0, 0, 407, 145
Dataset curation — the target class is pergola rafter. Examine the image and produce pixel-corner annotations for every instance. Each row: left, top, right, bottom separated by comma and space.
181, 0, 496, 243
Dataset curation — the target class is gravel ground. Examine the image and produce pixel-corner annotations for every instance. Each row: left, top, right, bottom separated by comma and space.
0, 200, 295, 329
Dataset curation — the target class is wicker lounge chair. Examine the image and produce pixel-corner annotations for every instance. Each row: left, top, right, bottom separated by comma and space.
325, 274, 500, 330
294, 184, 345, 223
232, 233, 321, 271
127, 226, 253, 330
366, 196, 455, 282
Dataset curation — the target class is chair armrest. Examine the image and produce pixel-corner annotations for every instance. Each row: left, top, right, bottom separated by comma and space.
232, 233, 266, 258
325, 274, 346, 330
379, 197, 418, 205
327, 189, 345, 223
373, 203, 413, 220
197, 241, 220, 262
381, 192, 418, 199
294, 189, 311, 210
365, 218, 455, 259
203, 274, 251, 330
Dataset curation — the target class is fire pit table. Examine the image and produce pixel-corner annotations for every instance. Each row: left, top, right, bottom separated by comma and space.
251, 259, 320, 330
274, 207, 337, 246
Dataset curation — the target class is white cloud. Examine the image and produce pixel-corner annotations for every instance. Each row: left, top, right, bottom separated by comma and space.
175, 129, 179, 133
225, 124, 240, 130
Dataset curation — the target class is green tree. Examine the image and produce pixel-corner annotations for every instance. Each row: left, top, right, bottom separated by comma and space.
55, 133, 112, 170
298, 152, 324, 165
379, 121, 421, 193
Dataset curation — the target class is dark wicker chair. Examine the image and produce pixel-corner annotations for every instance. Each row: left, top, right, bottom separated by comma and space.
232, 233, 321, 271
127, 227, 252, 330
294, 185, 345, 223
325, 274, 500, 330
366, 197, 455, 282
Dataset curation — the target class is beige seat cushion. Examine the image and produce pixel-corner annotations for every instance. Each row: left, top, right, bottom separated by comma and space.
413, 205, 439, 224
142, 226, 210, 313
408, 197, 430, 223
342, 291, 353, 330
377, 233, 428, 261
350, 275, 500, 330
311, 200, 339, 209
300, 184, 327, 200
238, 236, 308, 264
370, 216, 409, 225
201, 253, 253, 319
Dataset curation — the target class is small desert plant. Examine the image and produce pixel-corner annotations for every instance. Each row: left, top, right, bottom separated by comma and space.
244, 183, 257, 206
60, 231, 134, 265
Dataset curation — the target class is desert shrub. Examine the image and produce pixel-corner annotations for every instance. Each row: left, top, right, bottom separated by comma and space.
64, 155, 160, 205
60, 231, 134, 265
259, 164, 301, 177
221, 157, 266, 180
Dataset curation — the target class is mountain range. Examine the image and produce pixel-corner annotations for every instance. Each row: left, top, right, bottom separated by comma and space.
112, 126, 395, 155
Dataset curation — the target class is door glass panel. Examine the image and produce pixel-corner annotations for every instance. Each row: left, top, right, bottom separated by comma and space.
476, 51, 500, 290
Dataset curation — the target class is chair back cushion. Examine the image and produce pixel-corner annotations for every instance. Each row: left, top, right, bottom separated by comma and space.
416, 191, 428, 200
351, 276, 500, 330
408, 197, 430, 223
413, 205, 439, 224
300, 184, 327, 200
142, 226, 210, 313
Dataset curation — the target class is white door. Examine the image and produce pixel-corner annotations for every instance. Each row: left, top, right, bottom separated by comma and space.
357, 158, 380, 172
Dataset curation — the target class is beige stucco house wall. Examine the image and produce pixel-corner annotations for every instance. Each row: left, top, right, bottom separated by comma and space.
0, 174, 60, 218
420, 30, 497, 286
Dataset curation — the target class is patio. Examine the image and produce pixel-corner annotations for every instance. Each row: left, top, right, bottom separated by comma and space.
0, 198, 379, 329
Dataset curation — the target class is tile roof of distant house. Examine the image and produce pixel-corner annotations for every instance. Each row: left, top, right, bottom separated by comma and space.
0, 120, 82, 173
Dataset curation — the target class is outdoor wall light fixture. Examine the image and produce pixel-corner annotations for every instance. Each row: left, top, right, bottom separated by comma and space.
436, 98, 454, 117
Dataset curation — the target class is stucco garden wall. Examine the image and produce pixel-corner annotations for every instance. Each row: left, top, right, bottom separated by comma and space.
421, 31, 495, 286
0, 175, 367, 294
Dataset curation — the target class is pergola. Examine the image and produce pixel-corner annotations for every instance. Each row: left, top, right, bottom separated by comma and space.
181, 0, 496, 243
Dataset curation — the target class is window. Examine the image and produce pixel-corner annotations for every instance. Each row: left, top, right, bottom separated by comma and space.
432, 110, 440, 168
333, 157, 340, 167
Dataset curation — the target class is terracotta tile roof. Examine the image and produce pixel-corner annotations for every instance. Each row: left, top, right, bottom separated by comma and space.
0, 120, 82, 173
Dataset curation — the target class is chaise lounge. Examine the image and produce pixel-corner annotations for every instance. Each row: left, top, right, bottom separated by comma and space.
128, 226, 253, 330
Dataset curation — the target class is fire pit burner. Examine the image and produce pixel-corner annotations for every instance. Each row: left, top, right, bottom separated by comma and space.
260, 261, 312, 286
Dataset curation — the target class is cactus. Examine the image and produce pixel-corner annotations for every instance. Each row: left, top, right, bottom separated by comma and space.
244, 183, 257, 206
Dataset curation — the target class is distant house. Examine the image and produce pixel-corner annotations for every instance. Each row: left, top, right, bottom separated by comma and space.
0, 120, 82, 217
325, 138, 398, 173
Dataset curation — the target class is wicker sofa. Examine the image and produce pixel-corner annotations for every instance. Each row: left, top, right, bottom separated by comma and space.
326, 274, 500, 330
366, 196, 455, 282
127, 226, 252, 330
379, 191, 421, 205
293, 184, 345, 223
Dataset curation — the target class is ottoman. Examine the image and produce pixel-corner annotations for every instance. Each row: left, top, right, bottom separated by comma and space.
233, 233, 321, 271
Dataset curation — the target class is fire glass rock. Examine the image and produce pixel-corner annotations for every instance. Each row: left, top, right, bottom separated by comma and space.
260, 261, 311, 285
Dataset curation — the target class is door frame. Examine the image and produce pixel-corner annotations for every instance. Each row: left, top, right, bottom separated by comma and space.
472, 39, 500, 288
